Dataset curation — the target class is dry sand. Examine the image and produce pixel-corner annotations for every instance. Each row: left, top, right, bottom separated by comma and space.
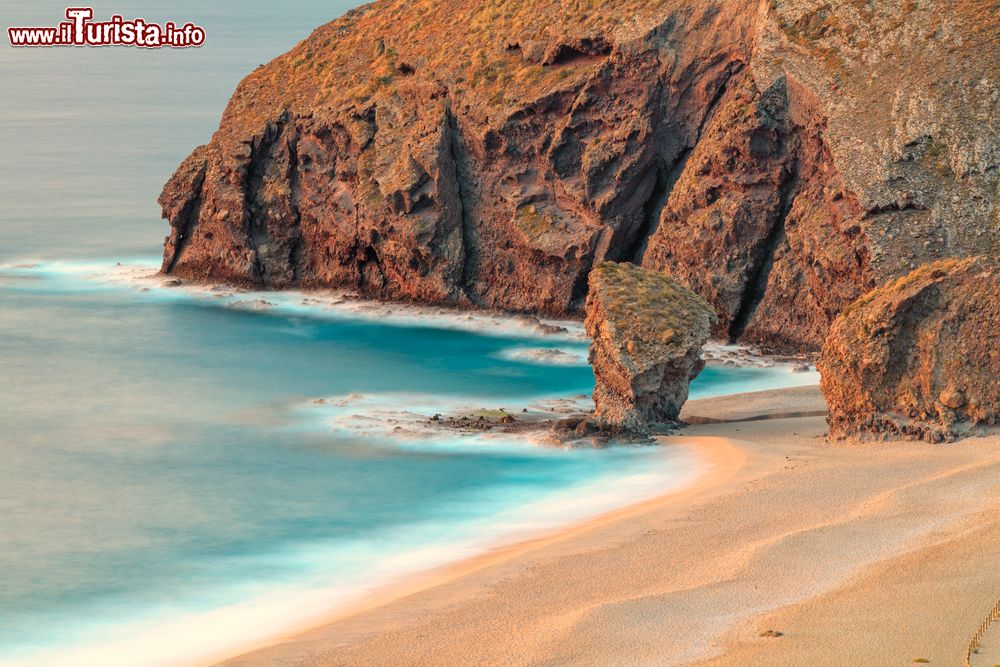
216, 386, 1000, 667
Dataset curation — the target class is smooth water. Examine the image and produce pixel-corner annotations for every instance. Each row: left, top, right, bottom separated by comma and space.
0, 3, 818, 666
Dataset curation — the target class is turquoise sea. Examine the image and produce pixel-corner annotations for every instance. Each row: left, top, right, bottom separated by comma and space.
0, 3, 817, 665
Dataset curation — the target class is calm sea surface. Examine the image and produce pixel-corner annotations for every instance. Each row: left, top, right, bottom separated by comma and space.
0, 3, 815, 665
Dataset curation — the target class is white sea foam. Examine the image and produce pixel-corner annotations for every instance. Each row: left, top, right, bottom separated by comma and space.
495, 345, 590, 367
0, 259, 820, 383
295, 390, 595, 451
0, 426, 700, 667
0, 258, 586, 342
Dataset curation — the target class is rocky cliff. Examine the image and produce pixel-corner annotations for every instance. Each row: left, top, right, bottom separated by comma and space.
819, 257, 1000, 442
585, 262, 715, 434
159, 0, 1000, 351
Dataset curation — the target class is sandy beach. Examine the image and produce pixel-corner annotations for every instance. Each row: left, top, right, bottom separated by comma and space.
216, 386, 1000, 667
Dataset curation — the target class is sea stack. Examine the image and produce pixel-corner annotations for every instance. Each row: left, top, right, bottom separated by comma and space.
818, 257, 1000, 442
584, 262, 716, 434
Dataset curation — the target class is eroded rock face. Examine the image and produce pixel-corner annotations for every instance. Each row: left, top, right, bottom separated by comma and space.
818, 257, 1000, 442
160, 0, 1000, 350
584, 262, 716, 433
640, 75, 872, 350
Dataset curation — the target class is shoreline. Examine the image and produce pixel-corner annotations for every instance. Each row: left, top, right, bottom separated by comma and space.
216, 386, 1000, 667
14, 256, 992, 665
1, 255, 829, 667
0, 258, 587, 342
0, 258, 817, 371
192, 436, 746, 667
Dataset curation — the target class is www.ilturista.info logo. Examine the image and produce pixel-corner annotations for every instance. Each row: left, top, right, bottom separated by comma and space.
7, 7, 205, 48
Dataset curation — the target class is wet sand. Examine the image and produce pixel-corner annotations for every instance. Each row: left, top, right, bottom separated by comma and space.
214, 386, 1000, 667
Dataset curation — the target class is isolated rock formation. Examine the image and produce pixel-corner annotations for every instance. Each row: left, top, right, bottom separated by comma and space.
584, 262, 716, 433
818, 257, 1000, 442
159, 0, 1000, 351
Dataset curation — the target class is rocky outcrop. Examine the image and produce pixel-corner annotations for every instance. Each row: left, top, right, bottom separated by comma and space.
818, 257, 1000, 442
159, 0, 1000, 351
584, 262, 716, 433
640, 74, 872, 349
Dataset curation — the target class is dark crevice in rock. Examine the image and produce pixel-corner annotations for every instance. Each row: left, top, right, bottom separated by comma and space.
446, 108, 483, 306
700, 63, 744, 135
543, 37, 612, 66
624, 163, 668, 263
728, 161, 799, 342
569, 226, 610, 307
244, 121, 284, 283
163, 163, 207, 274
629, 149, 690, 264
357, 244, 385, 290
568, 266, 592, 309
287, 133, 304, 283
628, 62, 742, 265
863, 201, 931, 217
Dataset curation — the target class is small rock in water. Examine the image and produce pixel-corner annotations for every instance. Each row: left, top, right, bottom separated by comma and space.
517, 315, 568, 336
537, 322, 568, 335
552, 417, 586, 433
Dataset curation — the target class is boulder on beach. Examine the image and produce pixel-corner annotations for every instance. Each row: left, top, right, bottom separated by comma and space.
818, 257, 1000, 442
584, 262, 716, 434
